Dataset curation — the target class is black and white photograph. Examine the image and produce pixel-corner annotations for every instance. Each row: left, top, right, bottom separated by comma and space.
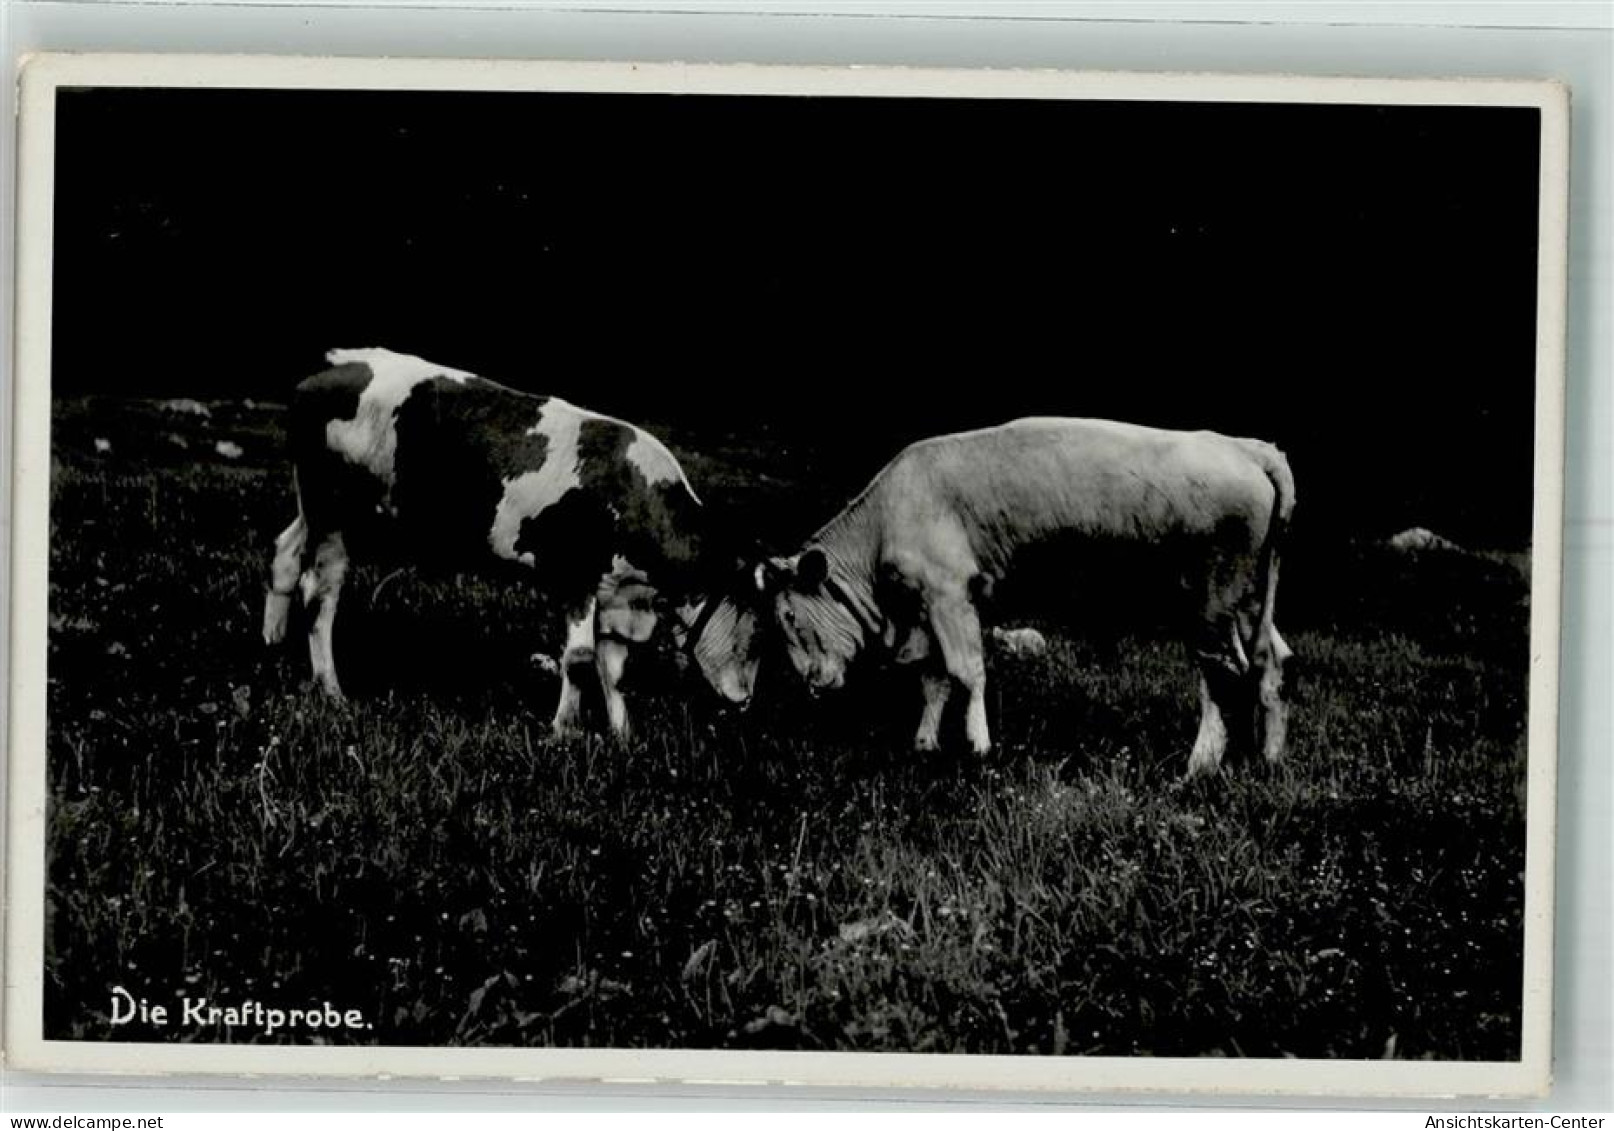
5, 56, 1567, 1095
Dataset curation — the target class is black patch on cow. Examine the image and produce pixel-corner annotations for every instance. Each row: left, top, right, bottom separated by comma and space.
511, 488, 616, 601
289, 362, 382, 539
572, 417, 705, 586
390, 376, 551, 568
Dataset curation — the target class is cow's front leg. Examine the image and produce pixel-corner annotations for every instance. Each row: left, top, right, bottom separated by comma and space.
927, 592, 990, 754
914, 669, 951, 752
593, 558, 658, 743
551, 597, 596, 739
595, 637, 631, 740
1186, 672, 1230, 777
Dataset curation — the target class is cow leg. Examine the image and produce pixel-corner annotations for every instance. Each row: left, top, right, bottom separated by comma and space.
927, 592, 990, 755
1187, 613, 1250, 776
595, 637, 631, 740
1252, 624, 1291, 764
302, 531, 348, 699
914, 668, 952, 752
551, 597, 596, 739
263, 514, 306, 644
1187, 671, 1231, 777
592, 558, 658, 742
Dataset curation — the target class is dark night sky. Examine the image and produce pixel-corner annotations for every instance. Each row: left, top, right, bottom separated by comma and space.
51, 88, 1542, 546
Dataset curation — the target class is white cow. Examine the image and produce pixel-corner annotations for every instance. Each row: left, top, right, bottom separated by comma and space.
263, 348, 708, 739
695, 417, 1295, 775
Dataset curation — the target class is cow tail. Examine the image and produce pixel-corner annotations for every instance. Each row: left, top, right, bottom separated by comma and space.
1246, 440, 1295, 667
263, 466, 309, 644
1241, 440, 1295, 761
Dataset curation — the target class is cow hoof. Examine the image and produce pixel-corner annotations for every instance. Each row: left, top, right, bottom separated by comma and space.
913, 734, 941, 754
263, 593, 293, 645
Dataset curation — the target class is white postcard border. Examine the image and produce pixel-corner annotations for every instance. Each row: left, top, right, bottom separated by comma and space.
4, 53, 1570, 1099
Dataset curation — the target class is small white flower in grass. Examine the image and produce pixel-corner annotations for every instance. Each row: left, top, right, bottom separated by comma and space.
94, 437, 112, 453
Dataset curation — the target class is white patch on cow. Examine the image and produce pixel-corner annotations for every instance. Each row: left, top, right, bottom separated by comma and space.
488, 399, 584, 564
561, 599, 597, 662
597, 555, 658, 644
322, 348, 474, 494
538, 398, 699, 503
625, 430, 700, 502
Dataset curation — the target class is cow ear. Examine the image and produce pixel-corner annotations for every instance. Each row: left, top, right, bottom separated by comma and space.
796, 547, 829, 591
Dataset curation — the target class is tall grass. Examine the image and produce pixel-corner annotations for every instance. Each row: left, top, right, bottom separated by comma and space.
42, 398, 1528, 1058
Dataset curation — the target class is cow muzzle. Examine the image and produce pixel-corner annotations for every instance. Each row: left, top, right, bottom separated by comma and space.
806, 667, 845, 693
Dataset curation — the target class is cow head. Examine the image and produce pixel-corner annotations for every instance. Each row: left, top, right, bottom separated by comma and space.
683, 545, 778, 704
688, 594, 766, 705
757, 547, 865, 693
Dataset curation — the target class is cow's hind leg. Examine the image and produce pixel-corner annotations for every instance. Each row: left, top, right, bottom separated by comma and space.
914, 669, 952, 752
551, 597, 596, 739
1186, 615, 1250, 777
302, 530, 348, 699
927, 591, 990, 755
263, 514, 307, 644
1252, 624, 1291, 764
1187, 666, 1236, 777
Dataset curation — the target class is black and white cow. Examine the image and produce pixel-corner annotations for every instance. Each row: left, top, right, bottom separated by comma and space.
262, 348, 707, 738
695, 418, 1296, 775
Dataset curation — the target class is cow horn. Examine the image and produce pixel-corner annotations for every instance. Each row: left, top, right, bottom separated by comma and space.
754, 558, 790, 595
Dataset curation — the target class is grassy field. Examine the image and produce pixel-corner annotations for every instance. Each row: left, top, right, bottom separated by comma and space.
41, 396, 1531, 1059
